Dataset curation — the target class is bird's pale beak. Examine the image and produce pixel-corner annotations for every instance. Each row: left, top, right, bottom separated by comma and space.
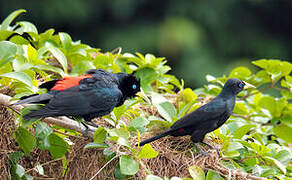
243, 81, 256, 89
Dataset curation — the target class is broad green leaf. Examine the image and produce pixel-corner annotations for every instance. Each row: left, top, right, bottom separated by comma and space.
146, 175, 163, 180
264, 156, 287, 174
14, 126, 36, 155
59, 32, 72, 51
188, 166, 205, 180
26, 44, 38, 62
0, 41, 17, 66
222, 150, 240, 158
138, 144, 159, 159
83, 142, 109, 149
35, 122, 52, 149
45, 44, 68, 73
119, 155, 139, 175
114, 165, 128, 179
71, 61, 95, 75
129, 116, 150, 133
232, 124, 256, 139
107, 128, 131, 147
0, 71, 33, 87
0, 9, 26, 31
259, 96, 287, 117
206, 74, 217, 82
233, 102, 248, 115
48, 133, 69, 159
273, 124, 292, 143
33, 64, 65, 77
93, 127, 107, 143
16, 21, 38, 34
206, 170, 224, 180
229, 67, 252, 79
156, 101, 176, 122
178, 88, 197, 103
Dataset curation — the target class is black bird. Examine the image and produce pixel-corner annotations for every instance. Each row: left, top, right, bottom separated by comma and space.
15, 69, 140, 130
139, 78, 254, 154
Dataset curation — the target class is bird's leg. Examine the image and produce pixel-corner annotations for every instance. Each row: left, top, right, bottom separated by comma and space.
194, 143, 209, 156
201, 141, 220, 156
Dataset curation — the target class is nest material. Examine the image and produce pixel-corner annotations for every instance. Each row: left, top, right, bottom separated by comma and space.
0, 95, 265, 180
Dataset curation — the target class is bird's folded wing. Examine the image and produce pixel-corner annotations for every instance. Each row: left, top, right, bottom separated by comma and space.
171, 98, 227, 130
45, 86, 122, 116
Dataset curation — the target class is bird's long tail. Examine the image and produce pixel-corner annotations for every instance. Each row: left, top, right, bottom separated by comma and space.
23, 108, 58, 121
139, 129, 172, 146
13, 93, 53, 105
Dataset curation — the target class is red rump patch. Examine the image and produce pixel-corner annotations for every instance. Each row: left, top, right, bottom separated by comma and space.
51, 74, 93, 91
178, 128, 185, 132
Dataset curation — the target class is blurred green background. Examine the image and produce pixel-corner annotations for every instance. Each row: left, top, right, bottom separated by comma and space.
1, 0, 291, 88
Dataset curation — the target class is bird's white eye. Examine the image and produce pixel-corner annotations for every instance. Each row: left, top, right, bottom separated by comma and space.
238, 83, 244, 88
132, 84, 137, 89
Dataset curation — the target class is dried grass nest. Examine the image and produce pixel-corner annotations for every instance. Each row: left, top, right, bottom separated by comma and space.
0, 94, 264, 180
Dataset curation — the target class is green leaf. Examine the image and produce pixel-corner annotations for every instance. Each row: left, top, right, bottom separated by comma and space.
71, 61, 95, 75
273, 124, 292, 143
129, 116, 150, 134
14, 126, 36, 155
83, 142, 109, 149
138, 144, 159, 159
45, 44, 68, 73
59, 32, 72, 51
33, 64, 65, 77
146, 175, 163, 180
188, 166, 205, 180
48, 133, 69, 159
156, 101, 176, 122
35, 122, 52, 150
222, 150, 240, 158
206, 170, 224, 180
0, 9, 26, 31
232, 124, 256, 139
0, 41, 17, 66
264, 156, 287, 174
233, 102, 248, 115
107, 128, 131, 147
114, 165, 128, 179
119, 155, 139, 175
0, 71, 33, 87
93, 127, 107, 143
259, 96, 287, 117
229, 67, 252, 79
26, 44, 38, 62
16, 21, 38, 34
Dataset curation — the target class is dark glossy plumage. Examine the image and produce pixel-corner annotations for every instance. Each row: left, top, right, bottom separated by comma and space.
16, 69, 140, 122
139, 78, 248, 153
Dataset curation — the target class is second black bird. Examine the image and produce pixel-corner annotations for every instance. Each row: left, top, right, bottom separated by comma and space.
139, 78, 254, 154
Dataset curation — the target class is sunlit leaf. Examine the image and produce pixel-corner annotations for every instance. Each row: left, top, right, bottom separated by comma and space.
0, 9, 26, 31
0, 41, 17, 66
138, 144, 158, 159
188, 166, 205, 180
0, 71, 33, 87
119, 155, 139, 175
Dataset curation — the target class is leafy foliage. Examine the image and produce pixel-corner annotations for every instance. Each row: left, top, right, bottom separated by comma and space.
1, 10, 291, 179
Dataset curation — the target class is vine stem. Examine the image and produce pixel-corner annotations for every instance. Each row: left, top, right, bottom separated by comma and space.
89, 155, 119, 180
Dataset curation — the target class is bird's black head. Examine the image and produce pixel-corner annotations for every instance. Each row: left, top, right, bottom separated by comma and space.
221, 78, 246, 96
116, 72, 141, 99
